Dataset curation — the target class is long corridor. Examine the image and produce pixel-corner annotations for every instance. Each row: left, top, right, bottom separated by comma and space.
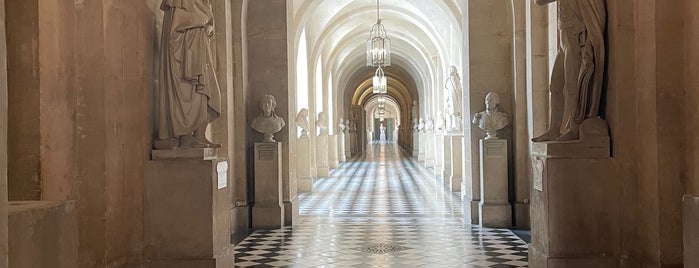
234, 142, 529, 267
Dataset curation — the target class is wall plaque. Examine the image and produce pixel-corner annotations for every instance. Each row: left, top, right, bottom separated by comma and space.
217, 161, 228, 190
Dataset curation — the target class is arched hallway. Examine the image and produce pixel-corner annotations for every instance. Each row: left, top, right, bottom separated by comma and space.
234, 142, 528, 267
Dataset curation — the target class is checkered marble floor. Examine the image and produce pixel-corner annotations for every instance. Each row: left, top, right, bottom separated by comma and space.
234, 142, 529, 267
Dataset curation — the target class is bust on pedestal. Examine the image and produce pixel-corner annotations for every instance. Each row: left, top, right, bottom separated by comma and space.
316, 112, 330, 177
250, 94, 286, 228
296, 109, 312, 192
472, 92, 511, 228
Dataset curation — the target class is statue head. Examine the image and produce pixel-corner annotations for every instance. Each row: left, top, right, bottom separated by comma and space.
485, 92, 501, 110
259, 94, 277, 117
298, 108, 309, 118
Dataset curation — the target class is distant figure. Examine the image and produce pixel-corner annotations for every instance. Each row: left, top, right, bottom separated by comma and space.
532, 0, 607, 141
156, 0, 221, 149
444, 66, 463, 131
251, 94, 285, 142
472, 92, 510, 140
295, 108, 310, 137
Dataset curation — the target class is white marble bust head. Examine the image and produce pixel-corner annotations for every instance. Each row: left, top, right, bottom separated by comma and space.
316, 112, 328, 135
295, 108, 310, 137
251, 94, 286, 142
338, 118, 347, 133
472, 92, 510, 140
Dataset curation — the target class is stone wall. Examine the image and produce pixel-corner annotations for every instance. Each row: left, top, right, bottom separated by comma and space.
605, 0, 686, 266
4, 1, 157, 267
0, 0, 9, 266
687, 0, 699, 196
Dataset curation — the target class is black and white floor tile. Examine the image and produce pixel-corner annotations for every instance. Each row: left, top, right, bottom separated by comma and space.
234, 142, 529, 267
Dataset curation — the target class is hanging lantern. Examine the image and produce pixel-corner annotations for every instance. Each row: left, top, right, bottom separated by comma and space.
373, 66, 387, 94
366, 0, 391, 67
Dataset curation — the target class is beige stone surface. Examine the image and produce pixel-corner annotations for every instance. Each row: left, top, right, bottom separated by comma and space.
529, 157, 619, 267
449, 135, 462, 192
252, 143, 284, 229
478, 139, 511, 228
8, 201, 78, 268
684, 195, 699, 268
328, 135, 339, 169
145, 158, 232, 267
0, 1, 8, 265
297, 137, 312, 193
316, 135, 329, 177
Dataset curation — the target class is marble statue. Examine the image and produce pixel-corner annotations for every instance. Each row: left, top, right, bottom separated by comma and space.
155, 0, 222, 149
435, 113, 446, 132
251, 94, 286, 142
316, 112, 329, 135
472, 92, 510, 140
532, 0, 607, 142
418, 118, 425, 132
425, 115, 434, 131
338, 118, 347, 133
380, 123, 386, 135
412, 119, 419, 132
295, 108, 310, 137
444, 65, 463, 131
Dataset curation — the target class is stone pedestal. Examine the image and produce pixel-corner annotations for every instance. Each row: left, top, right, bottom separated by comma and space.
146, 156, 233, 268
297, 136, 312, 193
345, 132, 352, 159
418, 133, 426, 161
449, 135, 463, 192
478, 139, 511, 227
328, 135, 339, 169
435, 133, 445, 178
316, 135, 329, 177
684, 195, 699, 268
338, 132, 346, 162
252, 142, 284, 229
425, 132, 436, 167
441, 135, 451, 182
529, 126, 618, 267
9, 201, 78, 268
412, 132, 419, 157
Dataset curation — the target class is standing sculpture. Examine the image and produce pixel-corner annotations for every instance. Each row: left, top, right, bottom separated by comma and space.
251, 94, 286, 142
472, 92, 511, 140
532, 0, 607, 141
425, 115, 434, 132
156, 0, 222, 149
338, 118, 348, 133
444, 66, 463, 131
435, 113, 446, 132
295, 108, 310, 138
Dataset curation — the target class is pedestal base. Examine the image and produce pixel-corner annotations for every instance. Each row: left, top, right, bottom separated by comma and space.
479, 202, 512, 228
683, 195, 699, 268
530, 140, 618, 268
253, 142, 284, 229
145, 158, 232, 268
316, 135, 330, 177
297, 137, 312, 193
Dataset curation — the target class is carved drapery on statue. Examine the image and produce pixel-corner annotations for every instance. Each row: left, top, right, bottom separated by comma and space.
155, 0, 222, 149
532, 0, 606, 142
444, 66, 463, 132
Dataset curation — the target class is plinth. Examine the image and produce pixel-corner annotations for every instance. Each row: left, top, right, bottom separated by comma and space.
329, 135, 339, 168
478, 139, 511, 228
412, 131, 419, 157
338, 132, 347, 162
253, 142, 284, 229
529, 118, 618, 268
316, 135, 329, 177
684, 195, 699, 267
418, 132, 426, 161
297, 136, 312, 193
449, 135, 463, 192
425, 132, 436, 167
146, 149, 233, 268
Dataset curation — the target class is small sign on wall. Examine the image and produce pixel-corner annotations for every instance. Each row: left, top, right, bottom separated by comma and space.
217, 161, 228, 190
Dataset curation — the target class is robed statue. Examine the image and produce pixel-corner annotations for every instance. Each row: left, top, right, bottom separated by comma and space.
156, 0, 222, 149
532, 0, 607, 141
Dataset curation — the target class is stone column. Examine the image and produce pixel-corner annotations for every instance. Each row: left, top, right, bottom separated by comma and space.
297, 136, 312, 193
328, 135, 339, 169
478, 139, 511, 228
316, 134, 329, 177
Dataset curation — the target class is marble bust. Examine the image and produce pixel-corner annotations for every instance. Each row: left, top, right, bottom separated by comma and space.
418, 118, 425, 132
425, 115, 434, 131
338, 118, 347, 133
435, 113, 446, 131
316, 112, 329, 136
251, 94, 286, 142
472, 92, 510, 140
155, 0, 221, 149
412, 118, 419, 132
295, 108, 310, 138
